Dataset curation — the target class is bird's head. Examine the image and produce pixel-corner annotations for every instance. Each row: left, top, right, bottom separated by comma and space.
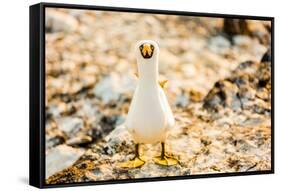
135, 40, 160, 81
135, 40, 159, 61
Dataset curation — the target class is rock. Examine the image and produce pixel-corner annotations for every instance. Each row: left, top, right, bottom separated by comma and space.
209, 36, 231, 54
99, 115, 123, 135
132, 163, 183, 178
203, 60, 271, 114
174, 91, 189, 108
46, 145, 85, 178
85, 165, 115, 181
203, 80, 240, 112
182, 63, 197, 78
56, 117, 84, 138
83, 115, 126, 144
248, 20, 271, 45
93, 73, 136, 104
223, 19, 250, 36
46, 9, 79, 33
76, 99, 98, 118
189, 89, 204, 102
103, 125, 132, 155
46, 135, 65, 150
233, 35, 253, 47
159, 49, 181, 72
66, 135, 92, 146
261, 48, 271, 62
186, 37, 207, 52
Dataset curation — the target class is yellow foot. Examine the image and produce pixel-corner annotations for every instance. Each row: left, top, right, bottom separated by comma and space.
118, 157, 145, 168
153, 155, 179, 166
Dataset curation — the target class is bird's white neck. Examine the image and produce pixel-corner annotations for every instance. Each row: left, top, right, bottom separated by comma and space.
137, 57, 159, 87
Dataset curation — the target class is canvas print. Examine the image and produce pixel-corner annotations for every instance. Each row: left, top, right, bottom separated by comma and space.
44, 7, 272, 185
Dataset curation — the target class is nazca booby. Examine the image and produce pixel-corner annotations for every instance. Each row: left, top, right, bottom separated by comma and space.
121, 40, 178, 168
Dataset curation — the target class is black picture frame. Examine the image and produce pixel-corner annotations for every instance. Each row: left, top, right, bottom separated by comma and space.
29, 2, 274, 189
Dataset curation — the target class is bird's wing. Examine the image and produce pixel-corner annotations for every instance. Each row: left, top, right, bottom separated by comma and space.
124, 86, 139, 131
159, 88, 175, 130
133, 73, 168, 89
159, 80, 168, 89
134, 72, 139, 78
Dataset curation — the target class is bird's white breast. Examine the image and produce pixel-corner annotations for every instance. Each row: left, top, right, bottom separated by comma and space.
125, 84, 174, 144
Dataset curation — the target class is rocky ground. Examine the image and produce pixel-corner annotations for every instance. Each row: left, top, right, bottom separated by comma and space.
45, 8, 272, 184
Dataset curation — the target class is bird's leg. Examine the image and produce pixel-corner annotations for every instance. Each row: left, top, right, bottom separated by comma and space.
160, 142, 165, 159
133, 143, 141, 159
153, 142, 179, 166
119, 143, 145, 168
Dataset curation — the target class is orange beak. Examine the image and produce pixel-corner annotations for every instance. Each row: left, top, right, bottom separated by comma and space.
140, 43, 154, 59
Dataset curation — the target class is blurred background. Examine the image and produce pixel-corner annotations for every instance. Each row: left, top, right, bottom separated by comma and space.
45, 8, 271, 184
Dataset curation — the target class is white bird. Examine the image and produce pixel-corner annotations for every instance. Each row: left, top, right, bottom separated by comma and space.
121, 40, 178, 168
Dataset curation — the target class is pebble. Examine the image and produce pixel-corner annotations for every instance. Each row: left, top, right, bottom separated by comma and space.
93, 73, 136, 104
174, 92, 189, 108
46, 135, 65, 150
66, 135, 92, 146
159, 49, 181, 72
209, 36, 231, 54
56, 117, 84, 138
46, 145, 85, 178
261, 48, 271, 62
233, 35, 252, 47
46, 9, 79, 33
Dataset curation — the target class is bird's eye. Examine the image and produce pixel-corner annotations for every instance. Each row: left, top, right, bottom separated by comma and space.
151, 46, 154, 50
139, 45, 143, 50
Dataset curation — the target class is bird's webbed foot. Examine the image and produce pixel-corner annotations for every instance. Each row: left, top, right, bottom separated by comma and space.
119, 156, 145, 168
118, 143, 145, 168
153, 142, 179, 166
153, 155, 179, 166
